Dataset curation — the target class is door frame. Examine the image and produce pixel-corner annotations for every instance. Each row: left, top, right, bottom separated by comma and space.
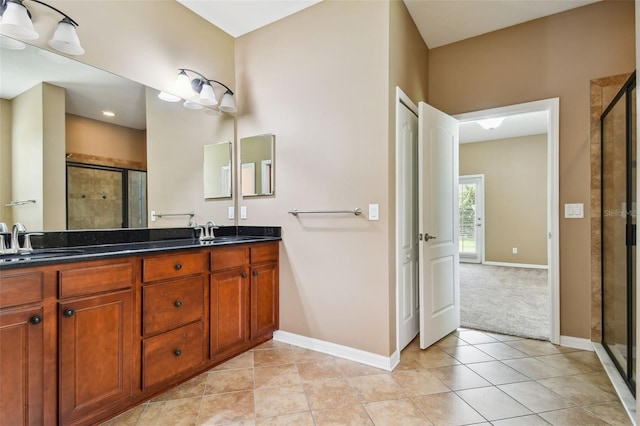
395, 87, 419, 352
459, 174, 485, 264
455, 98, 560, 345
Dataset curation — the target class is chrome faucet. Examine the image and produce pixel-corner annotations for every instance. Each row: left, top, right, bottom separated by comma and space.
0, 223, 42, 255
196, 221, 218, 242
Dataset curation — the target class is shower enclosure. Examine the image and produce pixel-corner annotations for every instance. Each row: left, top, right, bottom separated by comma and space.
601, 71, 636, 395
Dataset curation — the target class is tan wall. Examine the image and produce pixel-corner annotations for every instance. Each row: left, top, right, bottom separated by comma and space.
429, 1, 636, 339
460, 135, 548, 265
66, 115, 147, 168
0, 99, 12, 225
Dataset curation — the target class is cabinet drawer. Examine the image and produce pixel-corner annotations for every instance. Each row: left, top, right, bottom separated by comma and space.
142, 321, 205, 389
143, 277, 205, 335
142, 252, 203, 283
210, 247, 249, 272
0, 271, 43, 308
250, 243, 279, 264
59, 262, 133, 298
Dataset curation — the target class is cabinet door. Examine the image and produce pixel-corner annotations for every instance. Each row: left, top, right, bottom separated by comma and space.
250, 262, 279, 340
0, 306, 44, 426
59, 290, 133, 425
210, 268, 249, 357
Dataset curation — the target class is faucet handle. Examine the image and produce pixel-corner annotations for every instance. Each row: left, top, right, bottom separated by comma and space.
21, 233, 44, 252
0, 223, 8, 233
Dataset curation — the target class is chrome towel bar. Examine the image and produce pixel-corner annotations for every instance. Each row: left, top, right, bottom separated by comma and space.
288, 208, 362, 216
5, 199, 36, 207
151, 211, 195, 221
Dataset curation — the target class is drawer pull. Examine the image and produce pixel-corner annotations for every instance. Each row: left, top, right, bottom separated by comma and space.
30, 315, 42, 324
63, 308, 75, 317
174, 300, 183, 308
174, 349, 182, 357
241, 272, 247, 278
174, 263, 183, 271
253, 270, 259, 276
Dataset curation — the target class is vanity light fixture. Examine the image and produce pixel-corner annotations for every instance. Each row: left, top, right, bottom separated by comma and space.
0, 0, 84, 55
477, 117, 505, 130
102, 110, 115, 118
159, 68, 237, 114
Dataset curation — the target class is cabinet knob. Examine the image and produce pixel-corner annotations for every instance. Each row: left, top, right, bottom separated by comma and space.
63, 308, 75, 317
174, 263, 182, 271
253, 270, 259, 276
242, 272, 247, 278
174, 349, 182, 357
174, 300, 182, 308
30, 315, 42, 324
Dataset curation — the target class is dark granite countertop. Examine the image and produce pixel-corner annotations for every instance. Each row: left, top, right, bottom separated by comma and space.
0, 226, 281, 270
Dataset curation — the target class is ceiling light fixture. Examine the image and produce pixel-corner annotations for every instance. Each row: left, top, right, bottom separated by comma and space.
477, 117, 505, 130
102, 111, 115, 118
0, 0, 84, 55
159, 68, 237, 114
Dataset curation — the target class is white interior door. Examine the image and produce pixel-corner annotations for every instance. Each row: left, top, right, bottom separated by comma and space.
418, 102, 460, 349
397, 99, 419, 350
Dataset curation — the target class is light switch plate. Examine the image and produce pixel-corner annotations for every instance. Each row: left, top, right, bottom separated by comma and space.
240, 206, 247, 220
228, 206, 234, 220
369, 204, 379, 221
564, 203, 584, 219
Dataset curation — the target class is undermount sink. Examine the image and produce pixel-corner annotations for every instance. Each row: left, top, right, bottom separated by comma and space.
0, 247, 86, 261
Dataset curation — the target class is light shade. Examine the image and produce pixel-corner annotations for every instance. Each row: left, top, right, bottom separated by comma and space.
477, 117, 505, 130
158, 91, 181, 102
0, 35, 25, 50
174, 70, 193, 98
219, 91, 236, 113
0, 1, 39, 39
183, 100, 203, 110
48, 19, 84, 55
198, 82, 218, 106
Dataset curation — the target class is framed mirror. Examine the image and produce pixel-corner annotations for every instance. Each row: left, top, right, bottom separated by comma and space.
203, 141, 232, 199
240, 134, 275, 197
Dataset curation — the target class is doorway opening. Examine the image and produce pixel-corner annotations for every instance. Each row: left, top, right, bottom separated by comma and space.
459, 175, 484, 264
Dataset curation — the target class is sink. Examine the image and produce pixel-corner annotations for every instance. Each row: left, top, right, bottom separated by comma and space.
0, 248, 86, 262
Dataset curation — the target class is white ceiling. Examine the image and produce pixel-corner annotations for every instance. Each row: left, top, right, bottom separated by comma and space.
459, 111, 548, 144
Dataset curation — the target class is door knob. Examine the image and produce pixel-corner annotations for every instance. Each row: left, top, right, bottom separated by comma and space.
424, 234, 437, 241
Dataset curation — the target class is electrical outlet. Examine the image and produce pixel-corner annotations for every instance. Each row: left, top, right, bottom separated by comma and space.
512, 247, 518, 254
240, 206, 247, 220
228, 206, 234, 220
368, 204, 379, 221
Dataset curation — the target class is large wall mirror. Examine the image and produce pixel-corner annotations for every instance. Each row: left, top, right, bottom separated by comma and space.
0, 35, 235, 231
204, 141, 232, 199
240, 134, 275, 197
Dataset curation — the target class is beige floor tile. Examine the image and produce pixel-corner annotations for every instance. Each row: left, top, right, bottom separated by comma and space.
412, 392, 485, 425
583, 401, 633, 426
502, 357, 566, 379
253, 348, 297, 367
411, 346, 461, 369
347, 374, 406, 402
475, 342, 529, 360
252, 340, 290, 350
391, 369, 450, 396
537, 375, 618, 405
573, 371, 617, 394
303, 378, 361, 410
456, 386, 532, 421
296, 358, 343, 382
335, 358, 387, 377
429, 365, 491, 390
441, 344, 496, 364
457, 330, 499, 345
363, 398, 431, 425
434, 333, 469, 348
99, 403, 148, 426
253, 364, 301, 388
255, 412, 314, 425
212, 351, 254, 371
290, 346, 334, 362
466, 361, 530, 385
312, 404, 374, 425
504, 339, 564, 356
401, 337, 423, 352
538, 407, 610, 425
206, 368, 254, 394
394, 351, 429, 371
254, 384, 309, 418
197, 390, 255, 425
151, 374, 207, 401
536, 351, 603, 375
484, 332, 524, 343
137, 397, 202, 426
498, 381, 575, 413
491, 414, 552, 425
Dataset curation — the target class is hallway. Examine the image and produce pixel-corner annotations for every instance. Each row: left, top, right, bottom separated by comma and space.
102, 329, 631, 425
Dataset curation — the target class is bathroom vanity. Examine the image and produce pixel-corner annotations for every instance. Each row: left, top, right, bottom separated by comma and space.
0, 227, 280, 425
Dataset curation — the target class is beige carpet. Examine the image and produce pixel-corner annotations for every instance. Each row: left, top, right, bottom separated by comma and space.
460, 263, 549, 340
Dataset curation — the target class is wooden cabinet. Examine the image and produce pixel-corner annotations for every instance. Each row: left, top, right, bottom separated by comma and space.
250, 261, 279, 340
58, 260, 134, 426
0, 269, 45, 426
210, 265, 249, 358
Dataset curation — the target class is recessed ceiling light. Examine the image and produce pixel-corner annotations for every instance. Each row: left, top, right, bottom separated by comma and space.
102, 111, 116, 118
477, 117, 505, 130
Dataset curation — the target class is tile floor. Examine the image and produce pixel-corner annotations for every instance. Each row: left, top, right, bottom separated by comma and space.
101, 328, 632, 425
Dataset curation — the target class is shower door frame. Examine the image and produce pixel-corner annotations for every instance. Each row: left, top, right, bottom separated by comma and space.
601, 71, 636, 396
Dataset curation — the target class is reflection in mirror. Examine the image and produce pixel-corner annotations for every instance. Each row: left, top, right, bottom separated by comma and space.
203, 141, 232, 199
240, 134, 274, 197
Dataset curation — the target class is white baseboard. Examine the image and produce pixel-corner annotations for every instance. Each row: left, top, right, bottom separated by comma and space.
481, 261, 549, 269
560, 335, 594, 351
273, 330, 399, 371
